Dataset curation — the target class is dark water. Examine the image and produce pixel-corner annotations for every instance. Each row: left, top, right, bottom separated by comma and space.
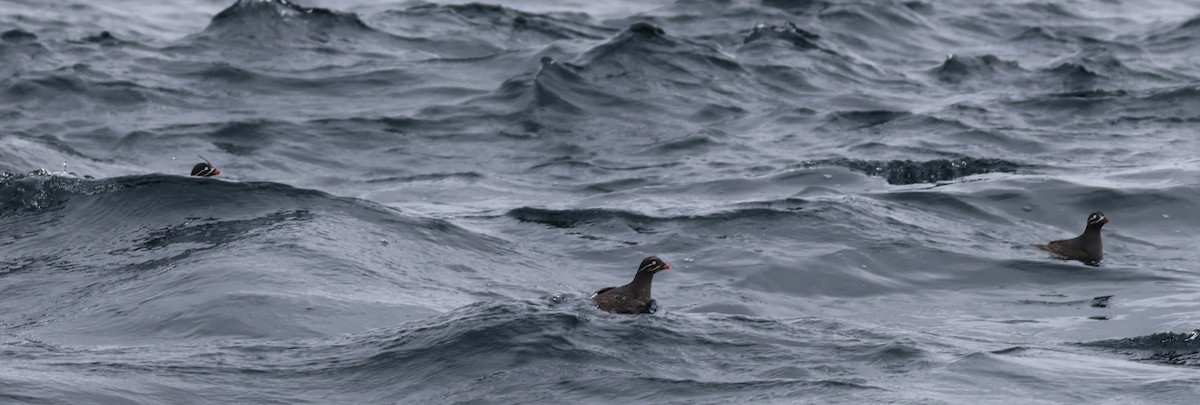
3, 0, 1200, 403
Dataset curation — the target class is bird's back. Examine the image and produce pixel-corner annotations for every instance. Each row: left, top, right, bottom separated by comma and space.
1038, 236, 1098, 261
592, 284, 652, 314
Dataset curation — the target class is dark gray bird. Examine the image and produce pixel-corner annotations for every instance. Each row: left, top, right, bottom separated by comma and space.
591, 256, 670, 314
1037, 211, 1108, 263
191, 155, 221, 177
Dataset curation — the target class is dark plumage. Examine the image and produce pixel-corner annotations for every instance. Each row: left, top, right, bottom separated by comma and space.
191, 162, 220, 177
591, 256, 670, 314
1037, 211, 1107, 263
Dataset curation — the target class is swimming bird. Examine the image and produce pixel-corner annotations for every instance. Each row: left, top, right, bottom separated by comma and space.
591, 256, 670, 314
191, 155, 221, 177
1036, 211, 1107, 263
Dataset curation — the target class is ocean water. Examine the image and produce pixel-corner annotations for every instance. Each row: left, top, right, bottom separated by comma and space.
2, 0, 1200, 403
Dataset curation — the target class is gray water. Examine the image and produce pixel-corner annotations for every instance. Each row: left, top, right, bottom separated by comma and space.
2, 0, 1200, 403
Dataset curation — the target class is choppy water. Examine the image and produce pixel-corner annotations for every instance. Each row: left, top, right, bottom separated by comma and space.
3, 0, 1200, 403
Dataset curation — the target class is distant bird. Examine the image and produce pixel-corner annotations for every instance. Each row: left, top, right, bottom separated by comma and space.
1036, 211, 1107, 263
591, 256, 670, 314
191, 155, 221, 177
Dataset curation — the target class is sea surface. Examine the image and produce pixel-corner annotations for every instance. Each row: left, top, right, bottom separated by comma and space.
2, 0, 1200, 403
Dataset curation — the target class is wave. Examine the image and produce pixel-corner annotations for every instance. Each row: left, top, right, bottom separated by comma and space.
82, 31, 119, 44
0, 301, 903, 402
761, 0, 829, 14
0, 172, 522, 345
324, 302, 898, 401
362, 171, 484, 184
815, 109, 1001, 148
173, 62, 429, 99
179, 0, 472, 61
1005, 84, 1200, 122
933, 54, 1022, 83
0, 172, 487, 249
813, 1, 941, 55
569, 22, 748, 109
1041, 62, 1101, 89
8, 171, 344, 207
1, 29, 37, 42
1144, 13, 1200, 52
0, 29, 57, 77
203, 0, 374, 42
1, 72, 165, 107
1009, 25, 1139, 53
505, 205, 805, 230
1079, 331, 1200, 367
575, 22, 740, 72
931, 53, 1131, 92
797, 157, 1024, 185
743, 22, 821, 49
507, 207, 664, 229
473, 55, 637, 117
822, 110, 910, 128
377, 3, 615, 46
